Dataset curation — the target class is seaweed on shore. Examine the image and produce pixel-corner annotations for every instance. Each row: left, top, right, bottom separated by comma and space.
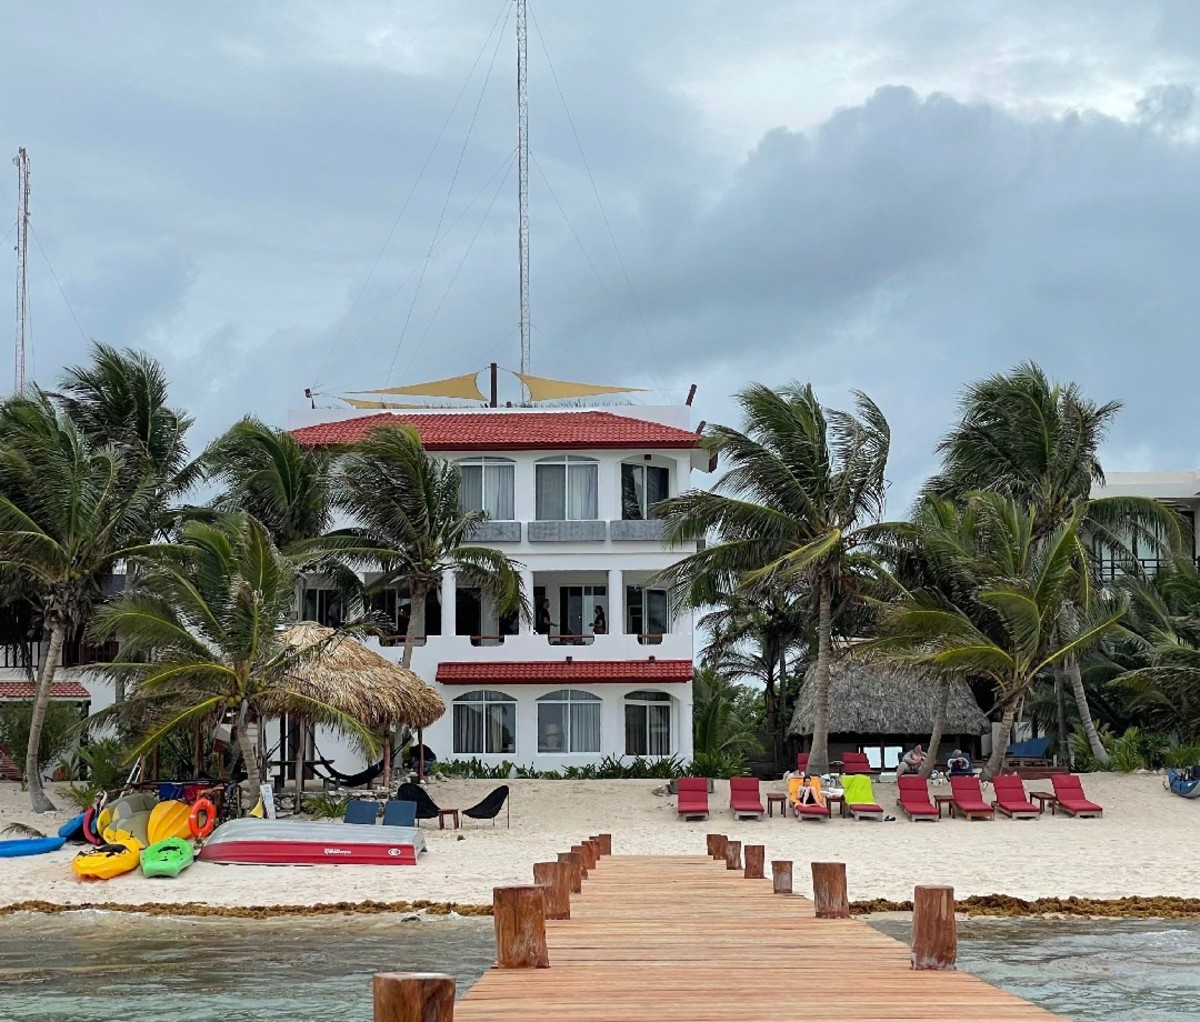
850, 894, 1200, 919
0, 899, 493, 919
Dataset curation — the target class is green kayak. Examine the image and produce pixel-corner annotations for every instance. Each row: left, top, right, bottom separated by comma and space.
140, 837, 195, 878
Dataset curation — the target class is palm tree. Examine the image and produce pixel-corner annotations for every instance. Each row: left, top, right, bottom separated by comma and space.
926, 362, 1183, 764
0, 393, 158, 811
691, 666, 762, 772
872, 493, 1127, 777
654, 383, 890, 776
91, 515, 379, 795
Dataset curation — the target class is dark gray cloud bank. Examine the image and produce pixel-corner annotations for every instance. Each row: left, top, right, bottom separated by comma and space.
1, 2, 1198, 507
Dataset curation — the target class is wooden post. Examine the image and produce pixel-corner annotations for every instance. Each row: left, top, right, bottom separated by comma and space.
772, 860, 793, 895
557, 851, 582, 893
911, 885, 957, 970
373, 972, 455, 1022
706, 834, 727, 860
811, 862, 849, 919
595, 833, 611, 856
724, 839, 741, 870
533, 861, 570, 920
583, 838, 599, 868
743, 844, 765, 879
493, 886, 550, 969
571, 843, 591, 877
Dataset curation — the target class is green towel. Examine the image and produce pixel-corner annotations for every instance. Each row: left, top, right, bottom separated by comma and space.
842, 774, 876, 806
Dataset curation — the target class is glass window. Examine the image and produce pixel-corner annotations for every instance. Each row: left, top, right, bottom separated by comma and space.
558, 585, 607, 638
366, 584, 442, 637
621, 463, 670, 520
626, 587, 670, 641
624, 690, 672, 757
302, 588, 342, 628
537, 689, 601, 753
452, 690, 516, 755
458, 458, 516, 520
536, 456, 598, 520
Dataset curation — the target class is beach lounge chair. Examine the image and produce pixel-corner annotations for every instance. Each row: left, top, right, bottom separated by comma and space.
896, 775, 938, 821
395, 781, 444, 825
795, 752, 809, 773
729, 777, 765, 820
382, 800, 417, 827
676, 777, 710, 820
1050, 774, 1104, 817
1004, 736, 1053, 767
991, 775, 1040, 819
840, 752, 881, 777
840, 774, 884, 821
463, 785, 510, 828
948, 776, 995, 820
786, 776, 830, 820
343, 799, 379, 825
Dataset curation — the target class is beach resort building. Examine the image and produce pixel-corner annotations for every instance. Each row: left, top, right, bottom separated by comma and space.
1089, 470, 1200, 576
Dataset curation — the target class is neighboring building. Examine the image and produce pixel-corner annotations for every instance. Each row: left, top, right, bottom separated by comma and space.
1089, 471, 1200, 577
288, 404, 708, 774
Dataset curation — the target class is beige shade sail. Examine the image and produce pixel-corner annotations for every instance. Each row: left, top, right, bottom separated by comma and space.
514, 372, 646, 402
340, 398, 431, 409
276, 622, 445, 730
353, 372, 486, 402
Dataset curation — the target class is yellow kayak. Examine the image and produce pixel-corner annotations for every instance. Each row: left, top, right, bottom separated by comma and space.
72, 840, 140, 880
103, 810, 151, 849
97, 793, 157, 841
147, 800, 192, 845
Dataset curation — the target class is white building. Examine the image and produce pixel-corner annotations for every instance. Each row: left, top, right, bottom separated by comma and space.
287, 404, 708, 775
1090, 470, 1200, 576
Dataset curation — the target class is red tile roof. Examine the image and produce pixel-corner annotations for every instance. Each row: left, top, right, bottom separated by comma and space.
0, 681, 91, 700
436, 659, 693, 685
291, 410, 701, 451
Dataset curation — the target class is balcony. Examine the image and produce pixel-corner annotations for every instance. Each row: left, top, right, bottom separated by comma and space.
609, 519, 667, 542
365, 631, 692, 666
466, 521, 522, 543
527, 520, 607, 543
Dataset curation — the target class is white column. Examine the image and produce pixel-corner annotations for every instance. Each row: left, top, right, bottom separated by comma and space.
608, 568, 625, 635
441, 571, 456, 636
519, 568, 535, 634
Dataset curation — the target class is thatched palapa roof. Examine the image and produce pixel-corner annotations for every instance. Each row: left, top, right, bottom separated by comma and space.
278, 622, 445, 730
788, 657, 987, 738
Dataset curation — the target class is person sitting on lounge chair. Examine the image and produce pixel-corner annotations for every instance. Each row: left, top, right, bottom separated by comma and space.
896, 744, 925, 777
946, 749, 973, 776
795, 775, 825, 806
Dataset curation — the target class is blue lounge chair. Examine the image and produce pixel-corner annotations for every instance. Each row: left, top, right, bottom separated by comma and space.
382, 800, 417, 827
344, 799, 379, 825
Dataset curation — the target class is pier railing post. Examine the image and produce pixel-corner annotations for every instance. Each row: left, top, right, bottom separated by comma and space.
571, 843, 590, 878
533, 861, 571, 920
373, 972, 455, 1021
911, 885, 957, 970
743, 844, 765, 879
706, 834, 727, 860
595, 833, 612, 856
493, 886, 550, 969
557, 851, 583, 893
584, 838, 600, 867
811, 862, 849, 918
724, 839, 742, 871
771, 860, 793, 894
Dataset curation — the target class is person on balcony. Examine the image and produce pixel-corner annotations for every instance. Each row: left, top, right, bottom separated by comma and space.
592, 606, 607, 635
536, 599, 557, 637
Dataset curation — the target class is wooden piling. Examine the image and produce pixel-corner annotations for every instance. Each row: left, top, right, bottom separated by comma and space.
706, 834, 727, 860
771, 860, 793, 895
493, 886, 550, 969
571, 844, 590, 878
724, 839, 742, 870
584, 838, 600, 868
532, 861, 571, 920
595, 833, 612, 856
743, 844, 765, 879
811, 862, 849, 918
557, 851, 582, 893
911, 885, 957, 970
372, 972, 455, 1022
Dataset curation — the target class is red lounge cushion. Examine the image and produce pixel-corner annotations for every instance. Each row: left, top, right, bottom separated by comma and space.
848, 803, 883, 813
678, 801, 708, 812
999, 801, 1039, 812
794, 803, 829, 816
1058, 799, 1102, 812
954, 800, 992, 812
732, 801, 764, 812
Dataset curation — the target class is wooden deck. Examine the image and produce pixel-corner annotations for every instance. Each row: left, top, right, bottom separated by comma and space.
454, 854, 1061, 1021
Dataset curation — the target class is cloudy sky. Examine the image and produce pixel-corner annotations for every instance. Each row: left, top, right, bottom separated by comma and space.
2, 1, 1199, 507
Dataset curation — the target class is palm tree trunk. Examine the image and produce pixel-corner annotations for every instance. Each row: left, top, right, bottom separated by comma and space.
25, 621, 65, 813
983, 700, 1018, 780
807, 578, 833, 776
293, 718, 305, 816
1065, 655, 1108, 765
1053, 664, 1070, 765
383, 579, 429, 792
919, 679, 950, 779
236, 717, 261, 807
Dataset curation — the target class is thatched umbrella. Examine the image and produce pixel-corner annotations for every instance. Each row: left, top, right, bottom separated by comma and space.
278, 622, 444, 805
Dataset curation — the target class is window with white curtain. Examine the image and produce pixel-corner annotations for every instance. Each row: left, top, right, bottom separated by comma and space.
624, 690, 672, 757
621, 463, 670, 520
537, 689, 602, 753
452, 690, 516, 754
535, 456, 598, 520
458, 458, 516, 520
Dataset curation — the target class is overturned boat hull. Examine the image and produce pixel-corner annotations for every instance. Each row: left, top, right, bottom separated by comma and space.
197, 818, 426, 866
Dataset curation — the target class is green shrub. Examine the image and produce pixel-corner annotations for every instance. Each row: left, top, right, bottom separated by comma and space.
307, 793, 353, 820
686, 750, 747, 778
427, 755, 688, 781
0, 701, 79, 778
1162, 744, 1200, 769
1107, 727, 1148, 772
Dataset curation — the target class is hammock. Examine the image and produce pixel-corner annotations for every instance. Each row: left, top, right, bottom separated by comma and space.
310, 747, 384, 788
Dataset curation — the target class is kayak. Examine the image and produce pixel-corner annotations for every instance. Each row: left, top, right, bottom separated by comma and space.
141, 837, 195, 878
1167, 769, 1200, 799
72, 840, 140, 880
0, 836, 66, 858
147, 800, 193, 845
97, 793, 157, 842
58, 813, 87, 841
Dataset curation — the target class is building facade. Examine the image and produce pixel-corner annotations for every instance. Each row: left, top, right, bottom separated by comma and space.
1089, 470, 1200, 577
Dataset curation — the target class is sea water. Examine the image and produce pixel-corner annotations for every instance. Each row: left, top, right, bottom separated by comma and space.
0, 913, 1197, 1021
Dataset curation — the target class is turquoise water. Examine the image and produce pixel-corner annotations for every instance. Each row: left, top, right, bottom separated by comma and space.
1, 913, 1197, 1020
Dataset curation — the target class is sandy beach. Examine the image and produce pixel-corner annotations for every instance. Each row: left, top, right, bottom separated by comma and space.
1, 773, 1195, 912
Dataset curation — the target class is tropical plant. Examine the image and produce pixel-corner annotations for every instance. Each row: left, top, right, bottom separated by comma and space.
0, 700, 79, 779
89, 514, 380, 796
655, 383, 890, 775
306, 792, 354, 820
691, 666, 761, 767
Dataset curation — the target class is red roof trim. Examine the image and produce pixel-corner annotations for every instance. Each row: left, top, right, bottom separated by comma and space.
290, 410, 700, 451
0, 681, 91, 700
436, 659, 693, 685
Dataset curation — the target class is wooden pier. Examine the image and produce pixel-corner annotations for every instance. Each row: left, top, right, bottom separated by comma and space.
377, 835, 1062, 1021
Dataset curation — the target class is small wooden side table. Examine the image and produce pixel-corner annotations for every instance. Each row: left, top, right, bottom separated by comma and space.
933, 794, 956, 819
438, 808, 461, 830
1029, 792, 1056, 815
766, 793, 789, 818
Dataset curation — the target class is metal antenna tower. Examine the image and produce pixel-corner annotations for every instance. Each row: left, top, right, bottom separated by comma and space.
12, 147, 29, 394
516, 0, 530, 380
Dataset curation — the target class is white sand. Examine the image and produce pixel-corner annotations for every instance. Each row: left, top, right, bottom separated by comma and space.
1, 773, 1194, 911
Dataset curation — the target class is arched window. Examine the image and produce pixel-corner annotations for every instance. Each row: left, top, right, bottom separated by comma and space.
620, 460, 670, 520
537, 689, 601, 753
452, 690, 516, 755
457, 457, 516, 520
535, 455, 598, 521
625, 690, 672, 757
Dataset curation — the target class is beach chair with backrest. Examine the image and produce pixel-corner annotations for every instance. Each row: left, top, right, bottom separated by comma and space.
1004, 736, 1053, 768
787, 775, 830, 820
896, 775, 939, 821
949, 775, 994, 820
991, 775, 1041, 819
382, 800, 417, 827
840, 752, 881, 777
464, 785, 510, 828
343, 799, 379, 825
676, 777, 710, 820
796, 752, 809, 774
840, 774, 884, 821
729, 777, 765, 820
1050, 774, 1103, 817
395, 781, 445, 825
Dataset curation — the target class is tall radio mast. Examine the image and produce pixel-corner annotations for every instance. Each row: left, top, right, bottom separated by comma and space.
12, 148, 29, 395
516, 0, 530, 379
